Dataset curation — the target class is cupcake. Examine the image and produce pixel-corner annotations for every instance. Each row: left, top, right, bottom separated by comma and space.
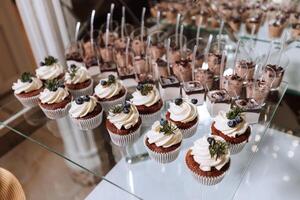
106, 102, 142, 146
69, 95, 103, 130
144, 119, 182, 163
211, 108, 251, 154
131, 83, 164, 126
166, 98, 199, 138
39, 79, 71, 119
185, 135, 230, 185
12, 72, 43, 107
36, 56, 65, 82
94, 75, 127, 111
65, 65, 93, 98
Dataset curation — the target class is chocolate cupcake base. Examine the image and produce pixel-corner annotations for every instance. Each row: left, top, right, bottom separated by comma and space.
211, 122, 251, 154
144, 137, 181, 164
40, 103, 71, 119
14, 88, 43, 107
185, 150, 230, 185
71, 110, 103, 130
67, 79, 94, 98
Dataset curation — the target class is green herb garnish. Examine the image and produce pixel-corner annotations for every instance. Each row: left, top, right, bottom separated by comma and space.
110, 105, 123, 114
107, 74, 116, 86
44, 79, 62, 91
159, 120, 178, 135
140, 84, 153, 96
20, 72, 33, 83
226, 107, 243, 120
208, 138, 228, 160
43, 56, 57, 66
69, 65, 78, 80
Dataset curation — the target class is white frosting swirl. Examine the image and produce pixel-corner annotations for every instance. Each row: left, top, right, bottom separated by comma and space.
214, 111, 249, 138
66, 60, 86, 70
168, 101, 198, 123
107, 104, 140, 129
65, 66, 91, 84
191, 136, 230, 171
69, 96, 97, 118
146, 121, 182, 148
131, 85, 161, 107
94, 79, 123, 99
36, 63, 64, 80
39, 87, 69, 104
12, 77, 43, 94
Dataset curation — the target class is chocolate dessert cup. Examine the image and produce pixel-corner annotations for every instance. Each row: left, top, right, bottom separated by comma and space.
262, 64, 285, 90
206, 90, 231, 117
173, 59, 193, 82
159, 76, 180, 101
234, 98, 262, 124
221, 74, 243, 98
183, 81, 205, 105
246, 79, 270, 105
234, 60, 256, 81
195, 68, 214, 90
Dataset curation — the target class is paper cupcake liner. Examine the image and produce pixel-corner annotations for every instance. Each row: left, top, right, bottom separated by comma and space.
108, 125, 141, 147
190, 169, 227, 185
144, 137, 181, 164
68, 79, 94, 98
180, 120, 199, 139
99, 90, 127, 112
229, 140, 247, 154
70, 109, 103, 130
140, 104, 164, 127
15, 93, 40, 107
40, 103, 71, 119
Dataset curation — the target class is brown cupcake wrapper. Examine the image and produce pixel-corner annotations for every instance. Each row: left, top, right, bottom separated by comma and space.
144, 136, 181, 164
140, 104, 164, 126
68, 79, 94, 98
15, 93, 40, 107
228, 140, 247, 154
40, 103, 71, 119
180, 120, 199, 139
99, 90, 127, 112
70, 109, 103, 130
108, 125, 141, 147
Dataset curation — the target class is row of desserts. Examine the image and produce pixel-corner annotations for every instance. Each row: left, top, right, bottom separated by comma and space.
144, 100, 251, 185
150, 0, 300, 38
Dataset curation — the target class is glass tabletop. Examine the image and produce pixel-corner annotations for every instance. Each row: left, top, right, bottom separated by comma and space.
0, 80, 287, 199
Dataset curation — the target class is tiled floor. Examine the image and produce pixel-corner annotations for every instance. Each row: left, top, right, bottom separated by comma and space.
0, 125, 95, 200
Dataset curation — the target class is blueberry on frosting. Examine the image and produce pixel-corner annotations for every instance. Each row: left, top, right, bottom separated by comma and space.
75, 97, 84, 105
175, 98, 183, 106
227, 120, 237, 128
191, 98, 198, 105
82, 95, 90, 102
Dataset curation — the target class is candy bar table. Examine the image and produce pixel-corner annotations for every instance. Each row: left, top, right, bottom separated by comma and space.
0, 82, 288, 200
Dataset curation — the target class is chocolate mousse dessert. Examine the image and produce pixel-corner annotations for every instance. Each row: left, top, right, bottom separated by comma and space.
156, 58, 169, 77
183, 81, 205, 105
114, 48, 135, 80
262, 64, 285, 89
207, 53, 225, 76
246, 79, 270, 105
159, 76, 180, 101
245, 15, 261, 34
291, 23, 300, 39
228, 15, 242, 33
221, 74, 243, 98
131, 39, 145, 56
149, 42, 165, 61
268, 19, 285, 38
195, 68, 214, 90
234, 60, 255, 81
234, 98, 262, 124
173, 59, 193, 82
169, 42, 181, 64
206, 90, 231, 117
98, 43, 117, 75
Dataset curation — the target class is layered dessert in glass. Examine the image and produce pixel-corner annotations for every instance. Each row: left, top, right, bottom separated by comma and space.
206, 89, 231, 117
